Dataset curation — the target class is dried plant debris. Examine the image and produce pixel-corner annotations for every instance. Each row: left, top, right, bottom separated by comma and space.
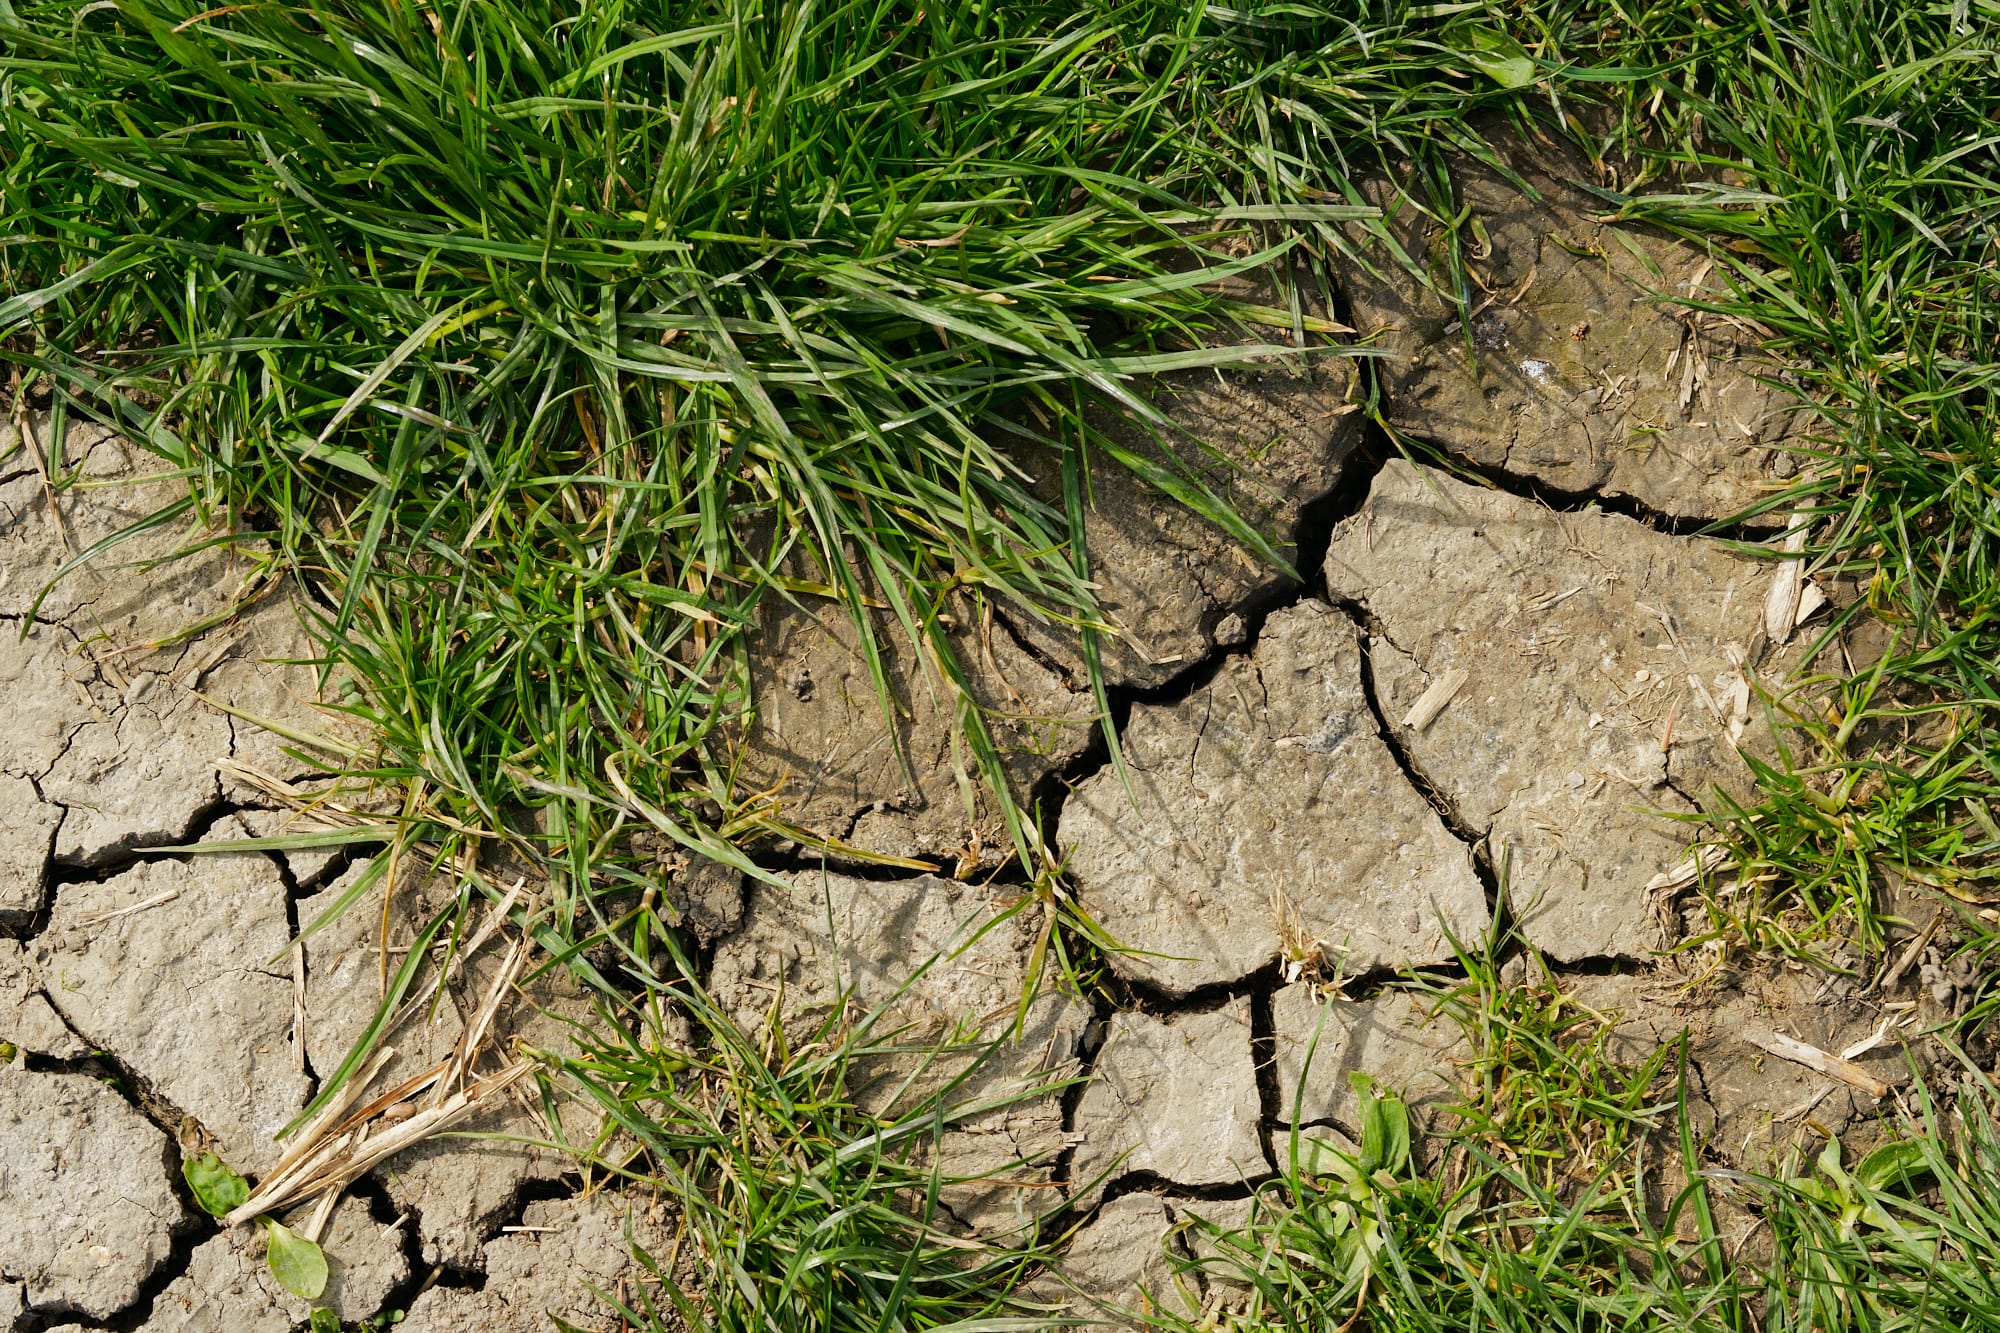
297, 865, 597, 1269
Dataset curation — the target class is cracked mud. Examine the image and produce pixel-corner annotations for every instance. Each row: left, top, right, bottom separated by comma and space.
1, 128, 1926, 1333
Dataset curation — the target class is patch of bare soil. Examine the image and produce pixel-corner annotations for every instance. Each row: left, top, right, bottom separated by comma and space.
1, 127, 1944, 1332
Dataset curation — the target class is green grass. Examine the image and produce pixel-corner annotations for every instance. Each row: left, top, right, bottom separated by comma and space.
12, 0, 2000, 1326
9, 0, 1996, 990
1166, 935, 2000, 1333
1576, 2, 2000, 975
0, 0, 1601, 1004
1165, 1043, 2000, 1333
530, 932, 1071, 1333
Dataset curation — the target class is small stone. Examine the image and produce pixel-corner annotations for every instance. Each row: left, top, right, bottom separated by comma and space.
1059, 601, 1487, 994
0, 1066, 186, 1320
1070, 1001, 1263, 1201
35, 818, 310, 1174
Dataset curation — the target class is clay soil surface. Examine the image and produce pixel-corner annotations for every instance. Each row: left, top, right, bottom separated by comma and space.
0, 130, 1967, 1331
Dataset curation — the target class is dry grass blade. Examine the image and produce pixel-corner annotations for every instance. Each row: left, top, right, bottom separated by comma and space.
225, 1058, 533, 1226
228, 908, 534, 1226
1402, 667, 1469, 732
1742, 1027, 1891, 1098
1763, 511, 1813, 644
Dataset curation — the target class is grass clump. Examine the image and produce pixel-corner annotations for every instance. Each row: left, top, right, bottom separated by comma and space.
532, 936, 1069, 1333
1574, 1, 2000, 972
1169, 1074, 2000, 1331
13, 0, 2000, 1324
1175, 955, 2000, 1333
0, 0, 1551, 917
1418, 934, 1678, 1201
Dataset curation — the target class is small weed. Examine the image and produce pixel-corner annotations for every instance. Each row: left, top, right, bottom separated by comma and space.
1164, 959, 2000, 1333
532, 933, 1068, 1333
1418, 928, 1678, 1202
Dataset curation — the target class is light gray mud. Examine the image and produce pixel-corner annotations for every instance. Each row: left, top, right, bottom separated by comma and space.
2, 127, 1927, 1333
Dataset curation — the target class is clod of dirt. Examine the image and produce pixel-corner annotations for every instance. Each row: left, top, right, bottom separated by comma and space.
0, 775, 60, 925
1325, 460, 1786, 963
1267, 984, 1469, 1134
1007, 292, 1365, 692
393, 1192, 677, 1333
708, 870, 1086, 1236
1033, 1194, 1184, 1324
2, 422, 345, 869
1069, 1000, 1263, 1203
299, 863, 602, 1272
1034, 1192, 1258, 1329
1059, 601, 1487, 994
634, 846, 745, 944
33, 817, 310, 1175
1341, 134, 1802, 520
0, 938, 86, 1059
138, 1195, 410, 1331
739, 596, 1097, 868
0, 1065, 188, 1321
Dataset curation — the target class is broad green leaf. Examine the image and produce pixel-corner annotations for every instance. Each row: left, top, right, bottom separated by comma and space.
1817, 1134, 1850, 1192
307, 1308, 342, 1333
263, 1220, 328, 1300
182, 1152, 249, 1218
1351, 1072, 1410, 1177
1293, 1130, 1361, 1182
1454, 25, 1537, 89
1854, 1139, 1928, 1191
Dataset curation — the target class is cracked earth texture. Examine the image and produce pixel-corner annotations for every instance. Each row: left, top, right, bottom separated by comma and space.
1, 130, 1935, 1331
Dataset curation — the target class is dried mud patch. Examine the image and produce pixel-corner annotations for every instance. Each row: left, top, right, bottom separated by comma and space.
0, 128, 1946, 1332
